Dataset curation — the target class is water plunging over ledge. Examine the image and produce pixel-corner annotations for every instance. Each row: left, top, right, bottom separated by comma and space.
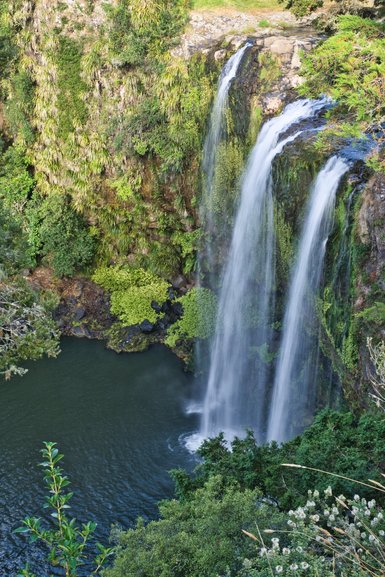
267, 156, 349, 442
201, 41, 251, 281
198, 98, 329, 446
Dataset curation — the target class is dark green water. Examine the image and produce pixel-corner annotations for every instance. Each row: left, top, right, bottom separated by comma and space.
0, 338, 198, 575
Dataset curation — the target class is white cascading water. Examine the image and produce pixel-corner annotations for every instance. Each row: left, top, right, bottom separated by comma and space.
201, 42, 251, 276
267, 156, 349, 443
200, 98, 328, 444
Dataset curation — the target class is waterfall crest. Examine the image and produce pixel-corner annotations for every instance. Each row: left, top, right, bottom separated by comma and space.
200, 98, 328, 443
267, 156, 349, 443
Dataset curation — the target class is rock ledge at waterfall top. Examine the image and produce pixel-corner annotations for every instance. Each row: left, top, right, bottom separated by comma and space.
173, 10, 322, 116
173, 9, 320, 59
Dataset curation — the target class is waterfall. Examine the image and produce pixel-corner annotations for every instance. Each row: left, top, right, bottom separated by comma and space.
267, 156, 349, 443
201, 42, 251, 278
200, 98, 328, 443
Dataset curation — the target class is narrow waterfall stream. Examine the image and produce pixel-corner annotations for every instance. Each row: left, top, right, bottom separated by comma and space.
201, 42, 251, 279
267, 156, 349, 442
199, 98, 328, 444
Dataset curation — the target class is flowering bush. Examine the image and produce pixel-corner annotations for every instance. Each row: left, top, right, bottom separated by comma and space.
239, 485, 385, 577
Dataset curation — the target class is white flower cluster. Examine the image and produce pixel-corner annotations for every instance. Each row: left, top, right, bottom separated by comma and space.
253, 488, 385, 577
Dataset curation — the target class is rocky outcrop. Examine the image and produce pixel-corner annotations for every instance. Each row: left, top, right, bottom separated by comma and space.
198, 27, 320, 138
355, 173, 385, 387
357, 173, 385, 297
174, 9, 318, 58
241, 33, 319, 115
27, 267, 115, 340
26, 267, 190, 360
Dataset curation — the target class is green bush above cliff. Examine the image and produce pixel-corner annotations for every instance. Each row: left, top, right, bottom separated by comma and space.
300, 16, 385, 152
93, 266, 169, 326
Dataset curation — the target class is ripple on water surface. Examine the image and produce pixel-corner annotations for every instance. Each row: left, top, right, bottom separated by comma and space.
0, 338, 198, 575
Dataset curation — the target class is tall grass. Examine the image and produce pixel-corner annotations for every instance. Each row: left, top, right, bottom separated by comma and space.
192, 0, 280, 12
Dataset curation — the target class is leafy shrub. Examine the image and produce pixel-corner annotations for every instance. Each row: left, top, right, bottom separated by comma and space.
300, 16, 385, 134
0, 145, 35, 214
107, 0, 190, 67
0, 0, 17, 85
93, 267, 164, 292
56, 36, 87, 139
0, 281, 60, 379
16, 442, 113, 576
237, 485, 385, 577
0, 199, 32, 276
278, 0, 375, 17
171, 229, 202, 274
278, 0, 322, 17
5, 70, 35, 144
173, 410, 385, 510
30, 195, 95, 277
93, 266, 169, 325
105, 476, 285, 577
165, 287, 217, 347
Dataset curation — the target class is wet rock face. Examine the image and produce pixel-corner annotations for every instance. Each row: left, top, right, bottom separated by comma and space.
53, 278, 115, 339
352, 173, 385, 392
243, 34, 319, 115
357, 173, 385, 289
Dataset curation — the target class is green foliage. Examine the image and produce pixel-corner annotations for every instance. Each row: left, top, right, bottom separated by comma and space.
93, 266, 169, 325
29, 195, 95, 277
93, 266, 164, 292
247, 102, 263, 146
258, 52, 281, 90
275, 204, 294, 283
56, 36, 87, 139
5, 70, 35, 144
0, 281, 60, 379
107, 0, 190, 67
0, 0, 17, 85
0, 144, 35, 214
109, 173, 142, 202
366, 151, 385, 174
174, 410, 385, 510
0, 0, 215, 280
171, 229, 202, 274
358, 302, 385, 324
299, 16, 385, 134
278, 0, 322, 17
105, 475, 285, 577
208, 140, 244, 222
109, 53, 213, 174
15, 442, 113, 576
137, 240, 181, 279
165, 287, 217, 347
0, 199, 32, 277
110, 285, 167, 326
236, 486, 385, 577
277, 0, 378, 17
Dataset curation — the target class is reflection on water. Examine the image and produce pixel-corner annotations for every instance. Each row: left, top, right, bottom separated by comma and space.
0, 338, 198, 574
